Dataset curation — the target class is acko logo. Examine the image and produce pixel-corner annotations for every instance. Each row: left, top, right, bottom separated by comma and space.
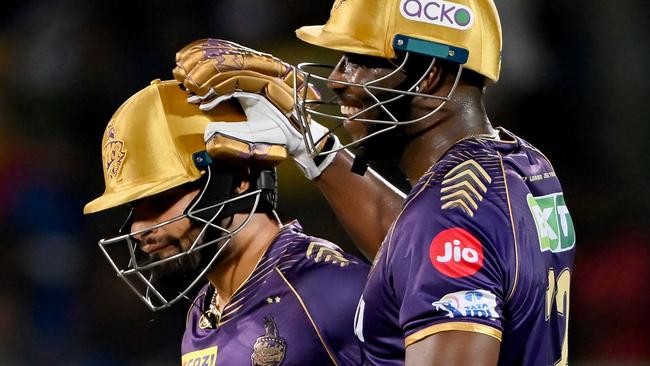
400, 0, 474, 30
429, 227, 483, 278
526, 193, 575, 253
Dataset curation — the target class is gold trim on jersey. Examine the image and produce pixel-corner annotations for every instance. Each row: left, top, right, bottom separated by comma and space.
274, 267, 341, 366
306, 242, 352, 267
404, 321, 502, 347
440, 159, 492, 217
498, 152, 520, 302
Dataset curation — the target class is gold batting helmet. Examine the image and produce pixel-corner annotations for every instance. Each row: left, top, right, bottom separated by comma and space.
296, 0, 502, 81
84, 79, 283, 214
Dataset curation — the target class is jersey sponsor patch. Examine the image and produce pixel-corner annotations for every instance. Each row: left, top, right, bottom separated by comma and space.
526, 193, 575, 253
400, 0, 474, 31
429, 228, 484, 278
432, 290, 499, 320
181, 346, 218, 366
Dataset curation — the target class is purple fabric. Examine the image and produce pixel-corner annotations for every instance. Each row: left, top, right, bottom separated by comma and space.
357, 129, 576, 365
181, 221, 369, 366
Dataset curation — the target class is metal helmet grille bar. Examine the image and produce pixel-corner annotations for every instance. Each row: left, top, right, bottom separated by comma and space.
97, 167, 266, 311
293, 36, 466, 157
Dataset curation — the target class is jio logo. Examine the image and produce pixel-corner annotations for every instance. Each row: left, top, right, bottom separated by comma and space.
429, 228, 484, 278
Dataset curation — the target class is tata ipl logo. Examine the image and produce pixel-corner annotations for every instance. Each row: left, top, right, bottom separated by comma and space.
400, 0, 474, 30
432, 290, 499, 319
527, 193, 575, 253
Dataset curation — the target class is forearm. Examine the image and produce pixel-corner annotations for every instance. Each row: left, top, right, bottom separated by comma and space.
405, 331, 500, 366
315, 150, 405, 260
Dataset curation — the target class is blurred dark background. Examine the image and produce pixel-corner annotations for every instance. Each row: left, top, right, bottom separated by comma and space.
1, 0, 648, 365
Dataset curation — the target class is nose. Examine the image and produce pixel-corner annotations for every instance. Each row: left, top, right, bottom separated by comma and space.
129, 211, 159, 241
327, 56, 348, 92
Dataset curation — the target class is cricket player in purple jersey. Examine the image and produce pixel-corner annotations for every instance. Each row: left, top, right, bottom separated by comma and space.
172, 1, 575, 364
83, 79, 368, 365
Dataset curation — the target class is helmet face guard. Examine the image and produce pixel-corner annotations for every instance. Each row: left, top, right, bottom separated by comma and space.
85, 79, 282, 311
293, 35, 467, 158
293, 0, 502, 166
97, 165, 266, 312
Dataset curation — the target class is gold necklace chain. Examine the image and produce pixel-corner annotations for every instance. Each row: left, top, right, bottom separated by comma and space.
207, 290, 221, 320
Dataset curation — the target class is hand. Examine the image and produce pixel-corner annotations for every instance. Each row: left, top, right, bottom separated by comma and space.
204, 92, 338, 180
173, 38, 318, 115
174, 39, 340, 180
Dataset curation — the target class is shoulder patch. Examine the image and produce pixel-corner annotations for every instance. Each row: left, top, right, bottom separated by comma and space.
305, 242, 353, 267
440, 159, 492, 217
429, 227, 484, 278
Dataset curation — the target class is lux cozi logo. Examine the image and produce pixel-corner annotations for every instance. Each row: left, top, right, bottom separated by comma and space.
400, 0, 474, 30
527, 193, 575, 253
181, 346, 217, 366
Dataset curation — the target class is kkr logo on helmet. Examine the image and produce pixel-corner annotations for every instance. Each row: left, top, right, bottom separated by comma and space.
102, 124, 127, 181
400, 0, 474, 30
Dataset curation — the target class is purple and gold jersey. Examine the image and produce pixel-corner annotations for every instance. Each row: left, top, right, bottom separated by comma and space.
181, 221, 368, 366
355, 129, 575, 365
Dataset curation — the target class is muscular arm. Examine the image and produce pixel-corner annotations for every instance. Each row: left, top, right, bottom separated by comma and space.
405, 331, 500, 366
315, 150, 405, 260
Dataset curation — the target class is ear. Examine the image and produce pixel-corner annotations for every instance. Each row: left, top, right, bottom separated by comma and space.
416, 63, 444, 94
234, 167, 251, 194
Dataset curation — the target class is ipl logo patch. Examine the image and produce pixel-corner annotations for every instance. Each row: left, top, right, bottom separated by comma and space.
400, 0, 474, 30
102, 123, 126, 181
432, 290, 499, 319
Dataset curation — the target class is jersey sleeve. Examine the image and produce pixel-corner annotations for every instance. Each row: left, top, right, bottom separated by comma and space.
389, 177, 512, 347
280, 240, 370, 366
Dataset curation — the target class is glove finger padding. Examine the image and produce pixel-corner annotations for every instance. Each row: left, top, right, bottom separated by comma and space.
173, 39, 319, 115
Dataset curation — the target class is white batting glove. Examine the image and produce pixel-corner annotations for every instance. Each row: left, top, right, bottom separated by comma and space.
203, 92, 340, 180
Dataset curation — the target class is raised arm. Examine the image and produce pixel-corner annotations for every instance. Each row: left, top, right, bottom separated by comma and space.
316, 150, 404, 259
173, 39, 404, 260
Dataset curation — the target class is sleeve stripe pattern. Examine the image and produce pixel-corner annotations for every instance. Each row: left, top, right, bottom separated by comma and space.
404, 321, 503, 347
440, 159, 492, 217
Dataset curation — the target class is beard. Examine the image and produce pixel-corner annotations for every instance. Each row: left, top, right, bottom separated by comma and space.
349, 93, 412, 175
141, 226, 228, 306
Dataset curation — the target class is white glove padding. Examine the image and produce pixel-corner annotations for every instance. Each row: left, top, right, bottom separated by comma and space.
204, 92, 340, 180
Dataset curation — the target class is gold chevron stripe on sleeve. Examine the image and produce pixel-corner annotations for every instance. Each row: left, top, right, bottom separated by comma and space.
442, 170, 488, 192
306, 242, 351, 267
444, 159, 492, 182
440, 180, 484, 199
441, 200, 475, 217
440, 190, 479, 210
440, 159, 492, 217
